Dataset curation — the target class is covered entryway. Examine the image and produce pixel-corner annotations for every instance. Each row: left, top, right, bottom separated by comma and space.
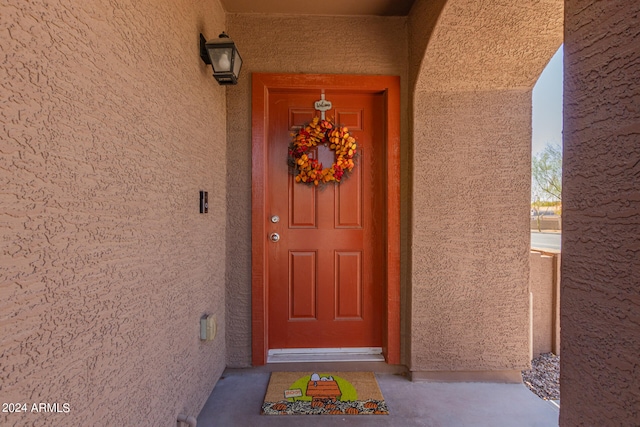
251, 73, 401, 365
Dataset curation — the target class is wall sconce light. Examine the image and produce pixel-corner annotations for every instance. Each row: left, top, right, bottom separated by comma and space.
200, 32, 242, 85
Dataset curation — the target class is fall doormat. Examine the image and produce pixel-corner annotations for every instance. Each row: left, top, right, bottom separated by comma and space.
262, 371, 389, 415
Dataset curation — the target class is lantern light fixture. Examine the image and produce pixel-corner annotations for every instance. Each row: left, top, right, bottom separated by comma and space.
199, 32, 242, 85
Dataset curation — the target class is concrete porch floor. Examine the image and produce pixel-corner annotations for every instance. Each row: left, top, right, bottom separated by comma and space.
196, 362, 559, 426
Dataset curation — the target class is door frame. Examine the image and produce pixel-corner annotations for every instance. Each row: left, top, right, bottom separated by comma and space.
251, 73, 401, 365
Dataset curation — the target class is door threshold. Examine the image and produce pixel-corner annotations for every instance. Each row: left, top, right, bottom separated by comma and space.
267, 347, 384, 363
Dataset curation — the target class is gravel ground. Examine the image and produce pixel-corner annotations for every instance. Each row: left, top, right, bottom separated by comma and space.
521, 353, 560, 401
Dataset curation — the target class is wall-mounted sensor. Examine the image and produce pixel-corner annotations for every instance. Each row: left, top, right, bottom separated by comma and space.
200, 191, 208, 213
200, 314, 216, 341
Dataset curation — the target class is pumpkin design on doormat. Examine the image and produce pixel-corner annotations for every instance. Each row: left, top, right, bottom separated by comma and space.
262, 372, 389, 415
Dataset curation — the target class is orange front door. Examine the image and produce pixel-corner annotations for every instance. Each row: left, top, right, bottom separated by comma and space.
266, 89, 386, 349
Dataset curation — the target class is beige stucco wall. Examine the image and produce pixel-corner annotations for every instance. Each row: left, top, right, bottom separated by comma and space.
530, 251, 560, 357
1, 1, 227, 425
411, 0, 564, 93
224, 14, 410, 367
411, 89, 533, 374
561, 1, 640, 424
408, 0, 563, 375
2, 0, 638, 423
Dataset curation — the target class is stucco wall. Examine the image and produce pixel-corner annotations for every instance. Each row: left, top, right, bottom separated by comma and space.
412, 0, 564, 92
1, 1, 227, 425
411, 90, 532, 373
225, 14, 409, 367
561, 1, 640, 424
409, 0, 563, 375
530, 251, 560, 357
407, 0, 446, 88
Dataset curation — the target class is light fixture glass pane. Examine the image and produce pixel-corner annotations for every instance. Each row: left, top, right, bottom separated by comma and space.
233, 52, 242, 78
210, 47, 233, 72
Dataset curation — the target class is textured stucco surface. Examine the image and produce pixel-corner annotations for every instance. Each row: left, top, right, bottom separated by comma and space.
3, 0, 639, 423
1, 1, 227, 425
561, 1, 640, 424
411, 90, 533, 371
413, 0, 564, 92
530, 251, 558, 357
407, 0, 446, 89
225, 14, 409, 367
408, 0, 563, 373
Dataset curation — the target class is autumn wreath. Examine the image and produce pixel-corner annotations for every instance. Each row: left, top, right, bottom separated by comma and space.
287, 117, 357, 186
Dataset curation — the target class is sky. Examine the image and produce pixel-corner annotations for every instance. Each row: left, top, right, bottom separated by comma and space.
532, 45, 563, 156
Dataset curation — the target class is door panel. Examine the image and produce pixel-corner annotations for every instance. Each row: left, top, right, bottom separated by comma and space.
335, 251, 363, 319
289, 180, 316, 228
289, 251, 317, 319
335, 154, 363, 228
267, 90, 385, 349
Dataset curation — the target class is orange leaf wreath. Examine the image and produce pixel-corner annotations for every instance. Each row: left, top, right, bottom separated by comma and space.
287, 117, 357, 186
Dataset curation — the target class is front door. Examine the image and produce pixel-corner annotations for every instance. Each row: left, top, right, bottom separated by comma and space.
251, 73, 401, 365
266, 90, 385, 349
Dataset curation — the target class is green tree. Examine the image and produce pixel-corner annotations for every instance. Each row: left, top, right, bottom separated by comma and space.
532, 143, 562, 202
532, 143, 562, 231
